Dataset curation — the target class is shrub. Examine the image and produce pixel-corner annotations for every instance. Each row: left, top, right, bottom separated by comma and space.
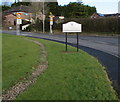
26, 17, 120, 34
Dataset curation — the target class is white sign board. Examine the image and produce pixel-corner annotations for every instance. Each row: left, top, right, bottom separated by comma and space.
63, 21, 82, 32
17, 19, 22, 24
59, 16, 64, 19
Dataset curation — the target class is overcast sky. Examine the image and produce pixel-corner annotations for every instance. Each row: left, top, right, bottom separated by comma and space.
58, 0, 119, 14
1, 0, 119, 14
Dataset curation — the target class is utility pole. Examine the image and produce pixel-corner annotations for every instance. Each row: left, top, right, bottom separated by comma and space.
43, 1, 45, 33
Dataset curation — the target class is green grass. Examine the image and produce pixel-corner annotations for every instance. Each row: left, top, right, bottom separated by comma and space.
2, 34, 42, 90
17, 37, 118, 100
0, 33, 2, 96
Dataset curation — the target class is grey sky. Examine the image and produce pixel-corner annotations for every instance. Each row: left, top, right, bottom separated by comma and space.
58, 0, 119, 14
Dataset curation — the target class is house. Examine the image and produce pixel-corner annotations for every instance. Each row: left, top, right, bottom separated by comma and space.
3, 5, 32, 26
4, 13, 16, 26
2, 5, 45, 29
54, 16, 65, 24
104, 13, 120, 17
91, 13, 103, 18
91, 12, 120, 18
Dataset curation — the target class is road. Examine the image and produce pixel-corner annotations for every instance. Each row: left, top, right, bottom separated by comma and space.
3, 30, 119, 57
2, 30, 120, 94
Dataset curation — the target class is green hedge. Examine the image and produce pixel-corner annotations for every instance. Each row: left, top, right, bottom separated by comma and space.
57, 18, 120, 34
26, 18, 120, 34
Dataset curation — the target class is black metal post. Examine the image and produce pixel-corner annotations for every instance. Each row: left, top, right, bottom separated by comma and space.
77, 33, 79, 52
66, 33, 67, 51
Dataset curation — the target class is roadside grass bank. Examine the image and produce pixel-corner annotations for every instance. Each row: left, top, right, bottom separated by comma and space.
0, 33, 2, 97
2, 34, 42, 90
17, 37, 119, 100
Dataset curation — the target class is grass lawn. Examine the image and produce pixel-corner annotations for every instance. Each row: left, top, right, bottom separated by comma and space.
2, 34, 42, 90
17, 37, 118, 100
0, 33, 2, 96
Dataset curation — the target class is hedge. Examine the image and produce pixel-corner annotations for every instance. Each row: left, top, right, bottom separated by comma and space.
26, 17, 120, 34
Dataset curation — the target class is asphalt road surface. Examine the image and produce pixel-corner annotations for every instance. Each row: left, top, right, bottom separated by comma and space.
3, 30, 119, 57
2, 30, 120, 94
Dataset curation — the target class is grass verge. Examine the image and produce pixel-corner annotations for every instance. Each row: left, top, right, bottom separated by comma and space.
2, 34, 42, 90
17, 37, 118, 100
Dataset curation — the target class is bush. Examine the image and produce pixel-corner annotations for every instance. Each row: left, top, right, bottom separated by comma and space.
26, 18, 120, 34
25, 24, 33, 31
62, 18, 120, 34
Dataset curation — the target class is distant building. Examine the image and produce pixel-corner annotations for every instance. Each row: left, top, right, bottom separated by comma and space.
3, 5, 33, 27
91, 13, 103, 18
2, 5, 45, 28
91, 12, 120, 18
54, 16, 65, 24
4, 13, 16, 26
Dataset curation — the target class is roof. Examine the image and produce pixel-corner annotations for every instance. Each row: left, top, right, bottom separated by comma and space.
104, 13, 120, 17
92, 13, 120, 17
3, 5, 33, 16
98, 13, 104, 17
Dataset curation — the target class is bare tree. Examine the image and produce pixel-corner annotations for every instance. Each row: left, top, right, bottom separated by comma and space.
31, 2, 49, 19
30, 2, 49, 32
31, 2, 43, 20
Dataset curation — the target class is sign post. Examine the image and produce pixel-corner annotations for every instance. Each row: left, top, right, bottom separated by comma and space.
77, 33, 79, 52
16, 12, 22, 35
66, 33, 68, 51
62, 21, 82, 52
49, 12, 54, 34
